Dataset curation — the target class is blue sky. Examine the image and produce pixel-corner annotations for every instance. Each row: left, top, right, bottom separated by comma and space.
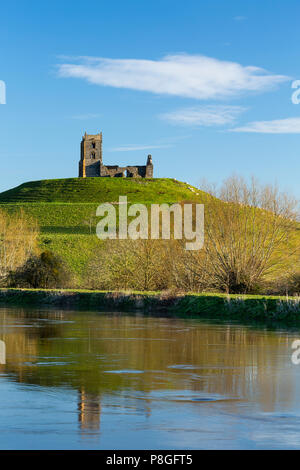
1, 0, 300, 197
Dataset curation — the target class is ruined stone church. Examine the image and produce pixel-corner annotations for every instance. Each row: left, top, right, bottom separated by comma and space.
79, 132, 153, 178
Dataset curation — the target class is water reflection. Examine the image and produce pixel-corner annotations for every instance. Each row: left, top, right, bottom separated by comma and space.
78, 389, 101, 432
0, 307, 299, 449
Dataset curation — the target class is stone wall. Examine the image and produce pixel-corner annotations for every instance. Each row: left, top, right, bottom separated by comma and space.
99, 162, 153, 178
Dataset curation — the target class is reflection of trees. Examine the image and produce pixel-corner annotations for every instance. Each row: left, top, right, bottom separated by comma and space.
0, 308, 294, 421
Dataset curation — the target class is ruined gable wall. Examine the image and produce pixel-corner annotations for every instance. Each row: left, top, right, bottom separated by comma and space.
99, 164, 153, 177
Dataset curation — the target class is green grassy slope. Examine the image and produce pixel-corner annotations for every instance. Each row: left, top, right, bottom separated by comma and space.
0, 177, 207, 283
0, 178, 207, 232
0, 177, 206, 204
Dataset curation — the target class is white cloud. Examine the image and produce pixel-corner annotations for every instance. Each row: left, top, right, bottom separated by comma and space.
161, 105, 246, 126
231, 117, 300, 134
57, 54, 289, 100
110, 144, 172, 152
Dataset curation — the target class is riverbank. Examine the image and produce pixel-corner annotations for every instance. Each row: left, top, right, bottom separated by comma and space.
0, 288, 299, 322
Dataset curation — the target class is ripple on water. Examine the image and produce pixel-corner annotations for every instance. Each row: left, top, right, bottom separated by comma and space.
23, 361, 73, 367
123, 389, 240, 403
104, 369, 145, 374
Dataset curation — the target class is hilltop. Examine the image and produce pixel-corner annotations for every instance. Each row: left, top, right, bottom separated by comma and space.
0, 177, 206, 204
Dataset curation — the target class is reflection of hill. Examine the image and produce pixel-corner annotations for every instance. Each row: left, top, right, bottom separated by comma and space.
0, 308, 294, 419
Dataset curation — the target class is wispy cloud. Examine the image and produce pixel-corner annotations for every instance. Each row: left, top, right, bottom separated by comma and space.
70, 113, 101, 120
231, 117, 300, 134
161, 105, 246, 126
110, 144, 172, 152
233, 16, 247, 21
57, 54, 289, 100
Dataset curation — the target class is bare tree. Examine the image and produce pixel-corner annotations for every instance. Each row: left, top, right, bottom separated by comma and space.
86, 238, 170, 291
86, 240, 136, 290
133, 239, 171, 291
197, 176, 299, 293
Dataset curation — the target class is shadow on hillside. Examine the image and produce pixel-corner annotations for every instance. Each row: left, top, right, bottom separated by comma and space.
41, 226, 95, 235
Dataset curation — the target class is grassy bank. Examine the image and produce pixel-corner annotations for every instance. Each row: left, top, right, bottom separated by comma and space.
0, 288, 299, 323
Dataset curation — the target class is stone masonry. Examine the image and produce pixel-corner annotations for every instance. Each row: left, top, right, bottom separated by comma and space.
79, 132, 153, 178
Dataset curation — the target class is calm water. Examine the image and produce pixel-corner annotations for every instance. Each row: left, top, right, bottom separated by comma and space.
0, 306, 300, 450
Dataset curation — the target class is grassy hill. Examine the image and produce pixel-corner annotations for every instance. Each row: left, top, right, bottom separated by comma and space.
1, 177, 298, 291
0, 178, 207, 232
0, 177, 208, 283
0, 177, 205, 204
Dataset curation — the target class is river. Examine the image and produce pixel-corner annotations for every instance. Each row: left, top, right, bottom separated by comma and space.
0, 306, 299, 449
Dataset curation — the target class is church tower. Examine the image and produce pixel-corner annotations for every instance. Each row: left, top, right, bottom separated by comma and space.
79, 132, 103, 177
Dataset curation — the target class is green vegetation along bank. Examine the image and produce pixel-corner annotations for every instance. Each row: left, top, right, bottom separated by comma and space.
0, 289, 299, 323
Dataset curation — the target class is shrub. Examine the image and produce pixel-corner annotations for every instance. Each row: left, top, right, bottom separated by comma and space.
9, 250, 70, 289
